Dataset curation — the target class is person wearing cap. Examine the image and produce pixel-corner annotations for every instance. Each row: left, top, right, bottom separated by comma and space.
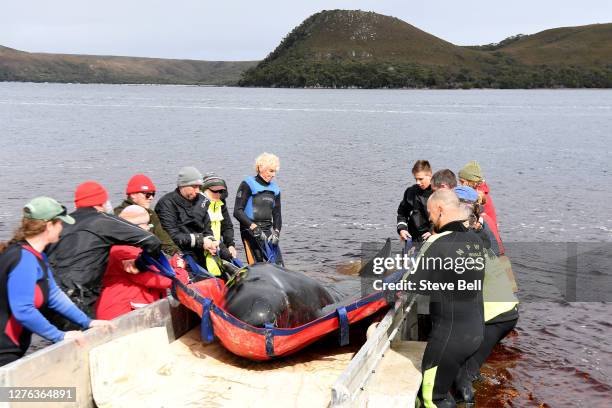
397, 160, 433, 244
114, 174, 178, 256
95, 206, 189, 320
233, 153, 283, 265
458, 160, 498, 227
200, 174, 237, 277
155, 167, 219, 271
46, 181, 162, 321
454, 185, 503, 256
0, 197, 113, 366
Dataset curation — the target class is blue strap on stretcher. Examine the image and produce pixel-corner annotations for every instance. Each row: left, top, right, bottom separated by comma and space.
264, 323, 275, 357
336, 307, 349, 346
199, 298, 214, 343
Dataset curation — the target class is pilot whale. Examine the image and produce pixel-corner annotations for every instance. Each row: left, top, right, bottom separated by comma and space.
223, 239, 392, 328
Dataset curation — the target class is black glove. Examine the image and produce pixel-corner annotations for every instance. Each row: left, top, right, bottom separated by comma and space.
251, 226, 266, 241
267, 230, 280, 246
134, 253, 149, 272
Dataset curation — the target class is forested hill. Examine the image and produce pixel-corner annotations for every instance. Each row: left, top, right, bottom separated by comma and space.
239, 10, 612, 88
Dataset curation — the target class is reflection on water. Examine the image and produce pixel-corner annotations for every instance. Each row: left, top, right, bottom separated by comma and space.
477, 302, 612, 407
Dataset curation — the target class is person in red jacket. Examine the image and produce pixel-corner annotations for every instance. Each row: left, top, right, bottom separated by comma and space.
95, 205, 188, 320
458, 161, 498, 227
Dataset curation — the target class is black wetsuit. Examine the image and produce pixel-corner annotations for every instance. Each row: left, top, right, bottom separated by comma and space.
397, 184, 432, 243
233, 175, 283, 265
454, 247, 519, 403
410, 220, 485, 408
463, 308, 518, 378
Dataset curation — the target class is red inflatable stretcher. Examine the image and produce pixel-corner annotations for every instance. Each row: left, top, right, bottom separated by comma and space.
173, 277, 391, 361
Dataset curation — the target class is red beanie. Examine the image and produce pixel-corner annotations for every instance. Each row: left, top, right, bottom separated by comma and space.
74, 181, 109, 208
126, 174, 156, 195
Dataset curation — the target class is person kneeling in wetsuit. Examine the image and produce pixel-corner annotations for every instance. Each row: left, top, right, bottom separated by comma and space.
233, 152, 283, 266
408, 189, 486, 408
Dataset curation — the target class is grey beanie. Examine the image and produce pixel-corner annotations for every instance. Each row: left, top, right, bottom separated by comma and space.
177, 166, 203, 187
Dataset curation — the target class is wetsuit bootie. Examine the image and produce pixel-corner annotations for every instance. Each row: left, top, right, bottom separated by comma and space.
433, 395, 457, 408
455, 383, 475, 406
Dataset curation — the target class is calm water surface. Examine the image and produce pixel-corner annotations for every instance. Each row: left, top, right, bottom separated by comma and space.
1, 83, 611, 407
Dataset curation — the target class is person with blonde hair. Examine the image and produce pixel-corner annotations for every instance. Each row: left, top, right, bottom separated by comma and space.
458, 160, 498, 227
0, 197, 112, 366
233, 152, 283, 265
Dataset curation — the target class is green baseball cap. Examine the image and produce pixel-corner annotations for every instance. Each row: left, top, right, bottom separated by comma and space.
23, 196, 75, 224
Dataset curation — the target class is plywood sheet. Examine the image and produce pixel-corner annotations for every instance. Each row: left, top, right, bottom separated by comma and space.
363, 341, 426, 407
90, 327, 356, 408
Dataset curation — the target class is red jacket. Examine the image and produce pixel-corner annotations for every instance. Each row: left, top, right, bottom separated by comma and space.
476, 181, 498, 227
95, 246, 188, 320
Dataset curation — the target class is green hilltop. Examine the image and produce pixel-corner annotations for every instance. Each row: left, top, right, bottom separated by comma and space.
0, 45, 257, 85
239, 10, 612, 88
2, 10, 610, 88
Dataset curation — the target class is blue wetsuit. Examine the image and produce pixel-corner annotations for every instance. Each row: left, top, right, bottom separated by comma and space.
0, 243, 91, 366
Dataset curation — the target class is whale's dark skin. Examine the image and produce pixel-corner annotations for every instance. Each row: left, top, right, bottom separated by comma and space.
224, 263, 340, 328
223, 239, 392, 328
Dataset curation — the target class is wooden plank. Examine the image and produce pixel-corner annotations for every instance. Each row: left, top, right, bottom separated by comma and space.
330, 293, 417, 407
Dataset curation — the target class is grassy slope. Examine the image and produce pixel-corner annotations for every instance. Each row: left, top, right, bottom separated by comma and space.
495, 23, 612, 66
2, 11, 610, 88
240, 10, 612, 88
0, 46, 257, 85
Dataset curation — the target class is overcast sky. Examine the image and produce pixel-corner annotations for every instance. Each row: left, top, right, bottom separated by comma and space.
2, 1, 611, 61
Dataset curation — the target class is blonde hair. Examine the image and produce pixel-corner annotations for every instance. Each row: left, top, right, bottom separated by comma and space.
476, 190, 487, 206
0, 218, 51, 253
460, 178, 482, 189
254, 152, 280, 174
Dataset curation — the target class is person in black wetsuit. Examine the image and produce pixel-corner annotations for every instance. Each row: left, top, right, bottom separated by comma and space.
452, 187, 519, 404
233, 152, 283, 265
397, 160, 433, 244
408, 189, 486, 408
